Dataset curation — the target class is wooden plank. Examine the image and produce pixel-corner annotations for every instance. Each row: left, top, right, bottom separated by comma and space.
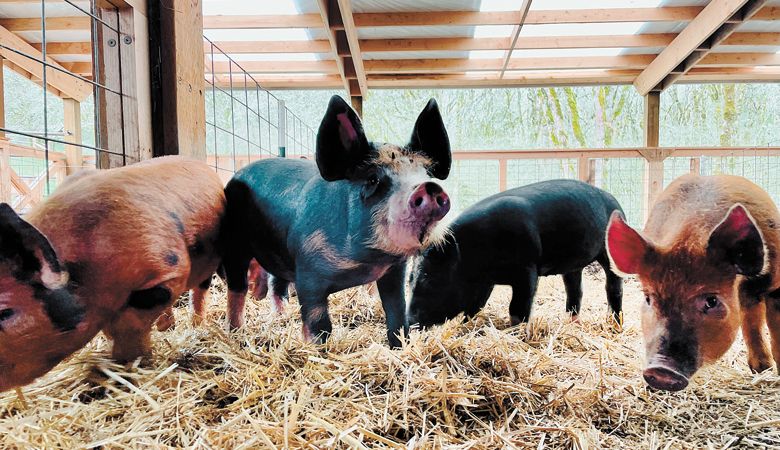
205, 40, 331, 54
63, 98, 82, 175
633, 0, 751, 95
0, 17, 90, 32
208, 59, 338, 74
0, 24, 91, 100
212, 74, 344, 89
337, 0, 367, 98
500, 0, 533, 79
643, 92, 662, 217
203, 14, 323, 29
151, 0, 206, 160
364, 55, 654, 73
0, 57, 4, 140
31, 42, 92, 55
722, 32, 780, 46
316, 0, 352, 96
0, 142, 10, 203
353, 7, 706, 27
697, 52, 780, 67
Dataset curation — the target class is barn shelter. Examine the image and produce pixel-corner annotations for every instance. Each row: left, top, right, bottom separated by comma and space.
0, 0, 779, 218
0, 1, 779, 448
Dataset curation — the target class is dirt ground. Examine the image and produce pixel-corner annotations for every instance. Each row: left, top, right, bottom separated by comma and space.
1, 266, 779, 449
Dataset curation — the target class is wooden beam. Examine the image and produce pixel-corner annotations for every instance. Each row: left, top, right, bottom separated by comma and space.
207, 59, 338, 74
500, 0, 533, 79
0, 24, 91, 100
151, 0, 206, 160
31, 42, 92, 55
316, 0, 352, 97
0, 57, 4, 140
364, 55, 654, 73
63, 98, 82, 174
0, 16, 90, 31
211, 74, 344, 89
202, 14, 323, 29
643, 92, 663, 217
661, 0, 770, 90
698, 52, 780, 67
633, 0, 752, 95
336, 0, 367, 97
205, 40, 331, 54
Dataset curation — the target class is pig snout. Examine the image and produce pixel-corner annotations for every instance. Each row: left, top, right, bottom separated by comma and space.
408, 182, 450, 222
643, 358, 690, 391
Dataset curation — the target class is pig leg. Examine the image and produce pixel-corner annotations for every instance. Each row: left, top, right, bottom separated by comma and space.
190, 277, 212, 326
155, 305, 176, 331
740, 286, 772, 373
269, 275, 290, 315
563, 270, 583, 321
296, 287, 332, 344
765, 294, 780, 372
248, 262, 269, 300
106, 286, 173, 362
377, 263, 409, 349
598, 254, 624, 325
509, 267, 538, 326
223, 253, 253, 330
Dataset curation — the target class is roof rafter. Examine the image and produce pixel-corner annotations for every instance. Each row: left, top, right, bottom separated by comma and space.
499, 0, 533, 80
634, 0, 768, 94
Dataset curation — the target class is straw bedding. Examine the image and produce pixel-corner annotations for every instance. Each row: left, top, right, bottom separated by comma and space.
1, 267, 779, 449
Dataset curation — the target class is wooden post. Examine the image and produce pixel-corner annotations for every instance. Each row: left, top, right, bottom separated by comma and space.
643, 92, 663, 222
149, 0, 206, 160
690, 157, 701, 175
578, 156, 590, 183
0, 57, 5, 140
498, 159, 507, 191
351, 95, 363, 118
278, 99, 287, 158
0, 142, 10, 203
95, 2, 141, 168
63, 98, 82, 174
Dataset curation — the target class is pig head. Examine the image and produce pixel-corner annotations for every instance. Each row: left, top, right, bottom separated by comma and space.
606, 205, 766, 391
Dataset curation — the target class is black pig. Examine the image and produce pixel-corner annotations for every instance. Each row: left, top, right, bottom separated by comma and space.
408, 179, 624, 327
221, 95, 452, 347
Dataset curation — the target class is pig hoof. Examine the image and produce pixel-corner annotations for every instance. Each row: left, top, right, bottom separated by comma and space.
509, 315, 525, 327
748, 358, 772, 373
570, 314, 580, 324
156, 314, 175, 332
191, 314, 204, 327
271, 295, 285, 315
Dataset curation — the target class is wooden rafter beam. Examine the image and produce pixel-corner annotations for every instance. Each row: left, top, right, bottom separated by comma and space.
634, 0, 761, 95
659, 0, 771, 90
212, 66, 780, 89
202, 14, 323, 29
364, 55, 655, 73
31, 42, 91, 55
206, 59, 338, 74
204, 40, 332, 54
336, 0, 367, 99
500, 0, 533, 79
352, 6, 779, 27
0, 17, 91, 31
316, 0, 351, 97
0, 24, 91, 100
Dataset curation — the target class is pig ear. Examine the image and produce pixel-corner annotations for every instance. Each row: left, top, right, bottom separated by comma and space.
707, 204, 767, 276
315, 95, 371, 181
408, 99, 451, 180
0, 203, 66, 289
606, 211, 650, 276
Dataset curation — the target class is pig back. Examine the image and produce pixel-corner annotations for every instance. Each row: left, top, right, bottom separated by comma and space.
25, 157, 226, 298
454, 179, 621, 278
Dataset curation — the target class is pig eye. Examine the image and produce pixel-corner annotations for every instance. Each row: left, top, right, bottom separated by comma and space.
367, 175, 379, 186
644, 295, 651, 305
0, 308, 14, 321
704, 296, 720, 310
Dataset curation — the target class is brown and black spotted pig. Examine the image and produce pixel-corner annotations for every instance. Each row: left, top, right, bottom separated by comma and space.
0, 156, 224, 392
607, 174, 780, 391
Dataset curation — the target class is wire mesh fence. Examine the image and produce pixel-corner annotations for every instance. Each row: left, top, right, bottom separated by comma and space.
0, 0, 135, 213
203, 37, 316, 183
